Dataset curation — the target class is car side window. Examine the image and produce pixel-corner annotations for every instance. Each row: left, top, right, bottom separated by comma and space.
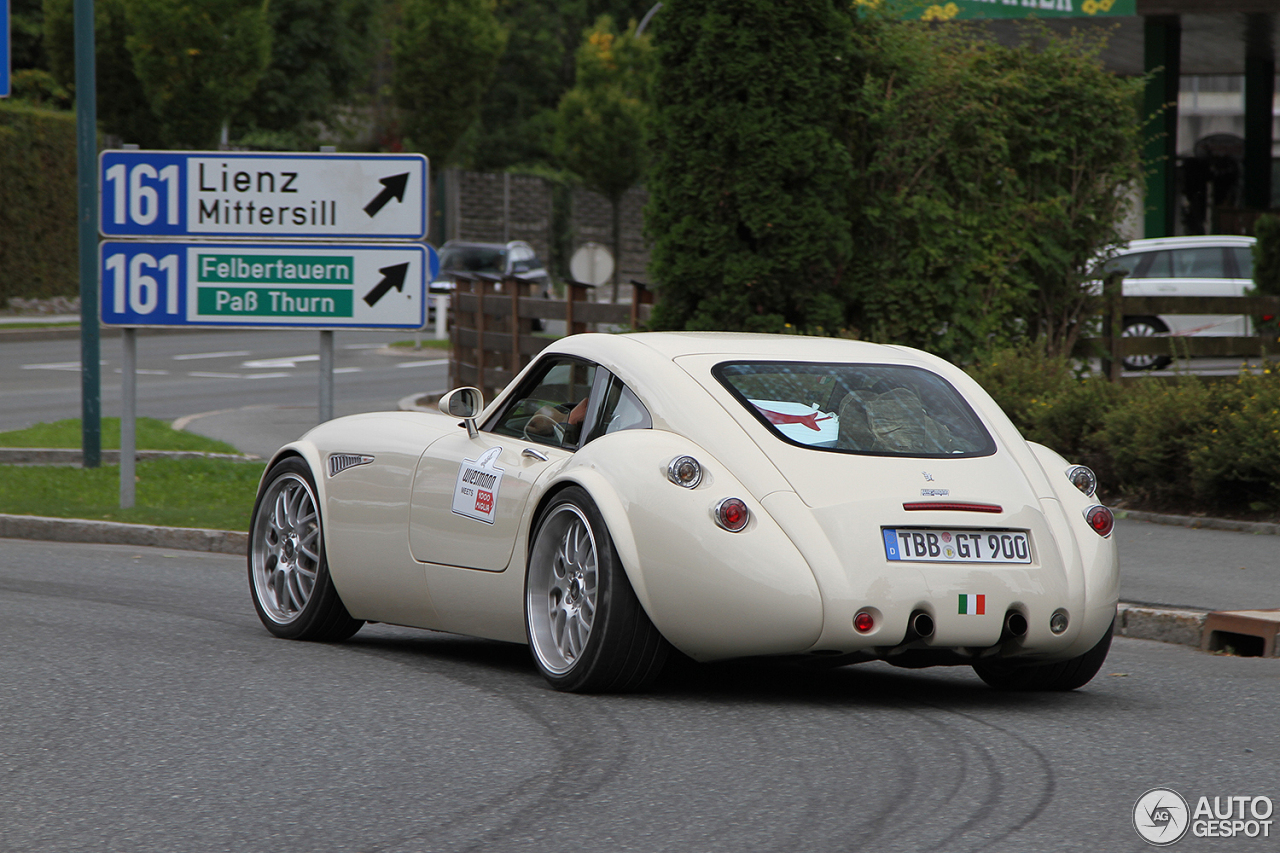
488, 357, 598, 449
1169, 247, 1225, 278
584, 376, 652, 443
1139, 251, 1172, 278
1230, 247, 1254, 280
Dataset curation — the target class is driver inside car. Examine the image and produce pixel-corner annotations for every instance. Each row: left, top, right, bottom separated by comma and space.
525, 398, 589, 443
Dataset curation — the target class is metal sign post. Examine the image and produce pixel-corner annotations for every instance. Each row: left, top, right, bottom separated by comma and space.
1, 0, 11, 98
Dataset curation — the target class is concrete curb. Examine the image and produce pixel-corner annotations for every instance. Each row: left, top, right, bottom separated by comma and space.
0, 448, 261, 465
1116, 603, 1207, 648
0, 513, 246, 555
1118, 509, 1280, 536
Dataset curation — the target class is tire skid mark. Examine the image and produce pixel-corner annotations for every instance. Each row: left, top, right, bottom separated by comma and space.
332, 636, 634, 853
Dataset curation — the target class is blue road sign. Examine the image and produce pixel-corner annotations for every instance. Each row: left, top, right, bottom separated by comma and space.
100, 241, 437, 330
99, 151, 429, 240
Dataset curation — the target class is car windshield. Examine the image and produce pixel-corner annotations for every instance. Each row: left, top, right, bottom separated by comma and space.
715, 361, 995, 457
439, 245, 507, 274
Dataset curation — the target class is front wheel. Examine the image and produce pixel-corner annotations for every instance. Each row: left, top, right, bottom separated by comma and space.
525, 487, 669, 692
972, 619, 1113, 691
1121, 316, 1172, 371
248, 457, 362, 642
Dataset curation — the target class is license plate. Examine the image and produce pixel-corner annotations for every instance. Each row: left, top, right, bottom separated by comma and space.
882, 528, 1032, 564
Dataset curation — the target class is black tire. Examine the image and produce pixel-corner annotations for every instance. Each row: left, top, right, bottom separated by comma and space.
1121, 316, 1172, 371
248, 457, 362, 642
972, 619, 1113, 691
524, 486, 669, 692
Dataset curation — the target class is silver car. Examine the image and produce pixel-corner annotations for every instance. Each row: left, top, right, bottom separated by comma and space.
1099, 235, 1256, 370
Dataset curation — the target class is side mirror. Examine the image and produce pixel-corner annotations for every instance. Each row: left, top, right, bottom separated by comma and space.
439, 387, 483, 438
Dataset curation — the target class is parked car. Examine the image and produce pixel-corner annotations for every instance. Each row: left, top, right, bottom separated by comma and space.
1097, 235, 1256, 370
248, 333, 1118, 693
430, 240, 550, 295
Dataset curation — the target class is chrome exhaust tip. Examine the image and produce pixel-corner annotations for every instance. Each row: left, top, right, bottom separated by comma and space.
908, 610, 935, 639
1003, 611, 1029, 638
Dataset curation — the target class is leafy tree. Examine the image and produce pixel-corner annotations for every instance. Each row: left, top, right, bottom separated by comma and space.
122, 0, 272, 148
463, 0, 653, 171
645, 0, 855, 333
393, 0, 507, 165
9, 0, 48, 70
235, 0, 378, 146
845, 16, 1144, 361
554, 14, 651, 301
44, 0, 162, 146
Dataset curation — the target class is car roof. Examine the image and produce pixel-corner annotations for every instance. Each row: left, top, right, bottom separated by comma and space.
546, 331, 934, 367
1121, 235, 1255, 252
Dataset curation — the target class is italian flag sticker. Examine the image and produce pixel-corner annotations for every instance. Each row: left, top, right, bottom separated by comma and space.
959, 594, 986, 615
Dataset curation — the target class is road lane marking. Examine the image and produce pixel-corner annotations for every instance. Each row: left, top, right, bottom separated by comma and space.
245, 372, 293, 379
22, 360, 106, 370
342, 343, 390, 350
114, 368, 169, 375
187, 372, 243, 379
241, 354, 320, 368
333, 367, 362, 374
396, 359, 449, 368
172, 350, 253, 361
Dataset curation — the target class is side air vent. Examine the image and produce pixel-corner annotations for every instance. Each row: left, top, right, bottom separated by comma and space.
328, 454, 374, 478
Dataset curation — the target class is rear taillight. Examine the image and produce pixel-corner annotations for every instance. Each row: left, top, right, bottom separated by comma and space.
1084, 505, 1114, 537
1066, 465, 1097, 497
714, 497, 750, 532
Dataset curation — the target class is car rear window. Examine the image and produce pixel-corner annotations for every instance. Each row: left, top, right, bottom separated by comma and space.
714, 361, 995, 458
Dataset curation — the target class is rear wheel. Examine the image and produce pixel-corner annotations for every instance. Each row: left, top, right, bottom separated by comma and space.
1121, 316, 1172, 371
972, 620, 1113, 691
248, 457, 362, 642
525, 487, 669, 692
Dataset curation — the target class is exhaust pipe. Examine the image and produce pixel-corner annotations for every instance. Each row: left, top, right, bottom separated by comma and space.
1003, 611, 1029, 639
907, 610, 935, 640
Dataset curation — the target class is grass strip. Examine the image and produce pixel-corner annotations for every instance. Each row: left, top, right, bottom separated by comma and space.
0, 458, 263, 531
389, 338, 451, 350
0, 417, 239, 454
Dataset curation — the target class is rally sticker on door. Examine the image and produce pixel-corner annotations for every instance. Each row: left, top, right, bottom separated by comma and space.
452, 446, 505, 524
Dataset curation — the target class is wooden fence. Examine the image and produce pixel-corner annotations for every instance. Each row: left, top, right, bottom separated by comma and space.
1082, 275, 1280, 381
448, 274, 654, 399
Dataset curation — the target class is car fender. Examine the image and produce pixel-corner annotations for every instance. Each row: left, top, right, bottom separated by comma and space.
545, 429, 825, 661
1026, 442, 1120, 657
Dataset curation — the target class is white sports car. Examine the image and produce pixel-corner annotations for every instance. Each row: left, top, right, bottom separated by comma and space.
248, 333, 1118, 692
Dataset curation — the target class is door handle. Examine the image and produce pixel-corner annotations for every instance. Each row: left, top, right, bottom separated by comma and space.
522, 448, 549, 462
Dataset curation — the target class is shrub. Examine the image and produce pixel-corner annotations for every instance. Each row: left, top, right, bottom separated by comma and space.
1188, 371, 1280, 511
0, 102, 79, 305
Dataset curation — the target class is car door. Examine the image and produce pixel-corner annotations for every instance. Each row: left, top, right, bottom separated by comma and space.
1136, 246, 1245, 335
408, 356, 601, 572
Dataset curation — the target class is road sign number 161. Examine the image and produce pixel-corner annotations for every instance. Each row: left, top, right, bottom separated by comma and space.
105, 253, 180, 315
104, 162, 180, 226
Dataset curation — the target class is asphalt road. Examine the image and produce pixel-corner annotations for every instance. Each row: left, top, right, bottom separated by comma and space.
0, 328, 450, 457
0, 538, 1276, 853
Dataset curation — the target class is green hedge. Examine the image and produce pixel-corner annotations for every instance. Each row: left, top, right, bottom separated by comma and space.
968, 347, 1280, 515
0, 103, 79, 305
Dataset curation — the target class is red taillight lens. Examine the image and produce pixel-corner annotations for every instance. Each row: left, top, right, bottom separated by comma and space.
854, 611, 875, 633
1084, 505, 1114, 536
714, 497, 750, 532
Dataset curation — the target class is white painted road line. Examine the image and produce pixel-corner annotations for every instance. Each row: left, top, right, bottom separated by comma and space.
244, 372, 293, 380
333, 367, 363, 374
23, 360, 106, 371
172, 350, 253, 361
342, 343, 390, 350
242, 355, 321, 369
396, 359, 449, 368
114, 369, 169, 375
188, 372, 243, 379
